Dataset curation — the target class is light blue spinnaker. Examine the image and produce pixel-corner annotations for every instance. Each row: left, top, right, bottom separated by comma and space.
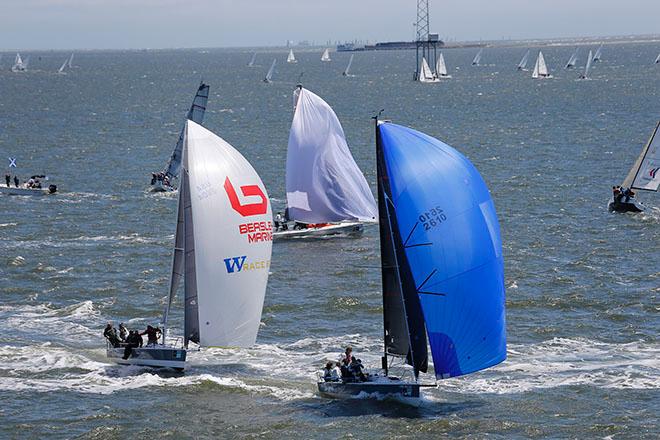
377, 122, 506, 379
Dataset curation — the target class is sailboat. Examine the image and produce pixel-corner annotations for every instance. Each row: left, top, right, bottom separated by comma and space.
472, 48, 483, 66
517, 49, 530, 71
321, 48, 331, 62
654, 53, 660, 64
287, 49, 297, 64
11, 53, 26, 72
593, 44, 603, 62
435, 52, 451, 78
273, 86, 377, 239
342, 54, 354, 76
318, 119, 507, 398
608, 121, 660, 213
418, 57, 440, 83
107, 120, 273, 370
57, 58, 68, 74
150, 83, 210, 192
67, 53, 74, 69
578, 50, 593, 80
264, 59, 276, 83
247, 52, 257, 67
565, 47, 579, 69
532, 51, 552, 79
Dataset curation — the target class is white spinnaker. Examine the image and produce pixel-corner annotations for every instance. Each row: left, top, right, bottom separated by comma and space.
321, 48, 331, 62
286, 87, 377, 223
287, 49, 296, 63
436, 52, 448, 76
419, 57, 435, 81
185, 120, 272, 347
625, 121, 660, 192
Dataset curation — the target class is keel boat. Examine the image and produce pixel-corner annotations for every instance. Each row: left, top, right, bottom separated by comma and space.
318, 119, 507, 399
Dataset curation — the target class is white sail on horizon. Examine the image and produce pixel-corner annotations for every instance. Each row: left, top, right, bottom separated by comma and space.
287, 49, 297, 64
472, 48, 483, 66
435, 52, 450, 77
321, 48, 331, 62
581, 50, 593, 79
517, 49, 530, 70
67, 53, 74, 68
247, 52, 257, 67
58, 58, 68, 73
532, 51, 551, 78
285, 87, 377, 223
565, 47, 579, 69
264, 59, 276, 82
655, 53, 660, 64
593, 44, 603, 62
11, 53, 26, 72
418, 57, 438, 82
342, 54, 354, 76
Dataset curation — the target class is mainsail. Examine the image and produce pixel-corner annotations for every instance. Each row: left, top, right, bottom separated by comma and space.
472, 48, 483, 66
655, 53, 660, 64
582, 50, 593, 79
565, 47, 579, 69
180, 120, 272, 347
68, 53, 74, 68
342, 54, 354, 76
285, 87, 377, 223
321, 48, 331, 62
12, 53, 26, 72
622, 121, 660, 192
287, 49, 296, 64
593, 44, 603, 62
377, 122, 506, 379
517, 50, 530, 70
264, 59, 276, 82
163, 82, 210, 180
532, 51, 550, 78
419, 57, 436, 82
435, 52, 448, 77
248, 52, 257, 67
58, 58, 68, 73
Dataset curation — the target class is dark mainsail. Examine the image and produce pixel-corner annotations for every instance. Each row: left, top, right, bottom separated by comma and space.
182, 168, 199, 347
376, 122, 428, 377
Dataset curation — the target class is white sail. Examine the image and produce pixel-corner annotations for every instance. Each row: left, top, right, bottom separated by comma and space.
287, 49, 297, 64
343, 54, 354, 76
418, 57, 437, 82
183, 120, 272, 347
623, 121, 660, 192
264, 59, 276, 82
532, 51, 550, 78
582, 50, 593, 79
321, 48, 331, 62
11, 53, 26, 72
286, 87, 377, 223
565, 47, 579, 69
517, 49, 530, 70
472, 48, 483, 65
593, 44, 603, 62
655, 53, 660, 64
67, 53, 74, 68
58, 58, 68, 73
435, 52, 449, 77
248, 52, 257, 67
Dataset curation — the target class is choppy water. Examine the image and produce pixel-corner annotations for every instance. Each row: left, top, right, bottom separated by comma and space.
1, 43, 659, 439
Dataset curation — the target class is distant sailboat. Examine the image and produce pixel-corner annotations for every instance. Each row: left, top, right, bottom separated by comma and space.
321, 48, 331, 62
318, 118, 507, 399
247, 52, 257, 67
273, 86, 377, 239
579, 50, 593, 80
107, 120, 273, 370
565, 47, 579, 69
517, 49, 530, 71
264, 59, 276, 83
435, 52, 451, 78
609, 121, 660, 213
418, 57, 440, 83
593, 44, 603, 62
655, 53, 660, 64
472, 48, 483, 66
342, 54, 354, 76
67, 53, 74, 69
287, 49, 297, 64
151, 83, 210, 192
11, 53, 26, 72
532, 51, 552, 79
57, 58, 68, 74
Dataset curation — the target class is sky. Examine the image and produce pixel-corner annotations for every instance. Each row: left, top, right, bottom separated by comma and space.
1, 0, 659, 50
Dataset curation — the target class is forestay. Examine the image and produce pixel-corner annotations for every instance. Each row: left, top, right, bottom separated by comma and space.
182, 120, 272, 347
377, 122, 507, 379
285, 87, 377, 223
623, 121, 660, 192
164, 83, 210, 179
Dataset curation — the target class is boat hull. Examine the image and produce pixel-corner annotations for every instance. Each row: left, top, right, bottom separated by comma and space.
0, 185, 53, 196
608, 197, 645, 213
106, 345, 187, 370
273, 222, 364, 239
149, 181, 175, 192
318, 378, 421, 399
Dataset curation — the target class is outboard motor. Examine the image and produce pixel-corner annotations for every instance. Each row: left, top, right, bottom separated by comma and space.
48, 184, 57, 194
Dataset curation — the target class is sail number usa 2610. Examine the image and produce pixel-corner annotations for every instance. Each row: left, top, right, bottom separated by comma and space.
419, 206, 447, 231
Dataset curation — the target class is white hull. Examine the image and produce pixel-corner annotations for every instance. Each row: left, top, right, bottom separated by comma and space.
273, 222, 365, 239
0, 185, 52, 196
106, 345, 187, 370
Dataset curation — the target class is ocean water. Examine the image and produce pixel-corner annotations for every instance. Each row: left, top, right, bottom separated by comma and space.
0, 43, 659, 439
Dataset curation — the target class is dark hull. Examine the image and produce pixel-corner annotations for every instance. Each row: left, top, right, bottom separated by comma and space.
318, 380, 421, 398
608, 198, 644, 213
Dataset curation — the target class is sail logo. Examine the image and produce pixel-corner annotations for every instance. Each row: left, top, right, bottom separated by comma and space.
239, 221, 273, 243
649, 167, 659, 179
224, 177, 268, 217
223, 256, 270, 274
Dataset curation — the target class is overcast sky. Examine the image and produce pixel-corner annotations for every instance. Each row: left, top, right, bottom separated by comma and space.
1, 0, 659, 50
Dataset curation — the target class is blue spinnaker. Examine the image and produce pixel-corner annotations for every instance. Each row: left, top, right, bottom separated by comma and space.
378, 122, 506, 379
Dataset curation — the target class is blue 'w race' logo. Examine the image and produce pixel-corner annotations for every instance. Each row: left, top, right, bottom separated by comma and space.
224, 256, 247, 273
